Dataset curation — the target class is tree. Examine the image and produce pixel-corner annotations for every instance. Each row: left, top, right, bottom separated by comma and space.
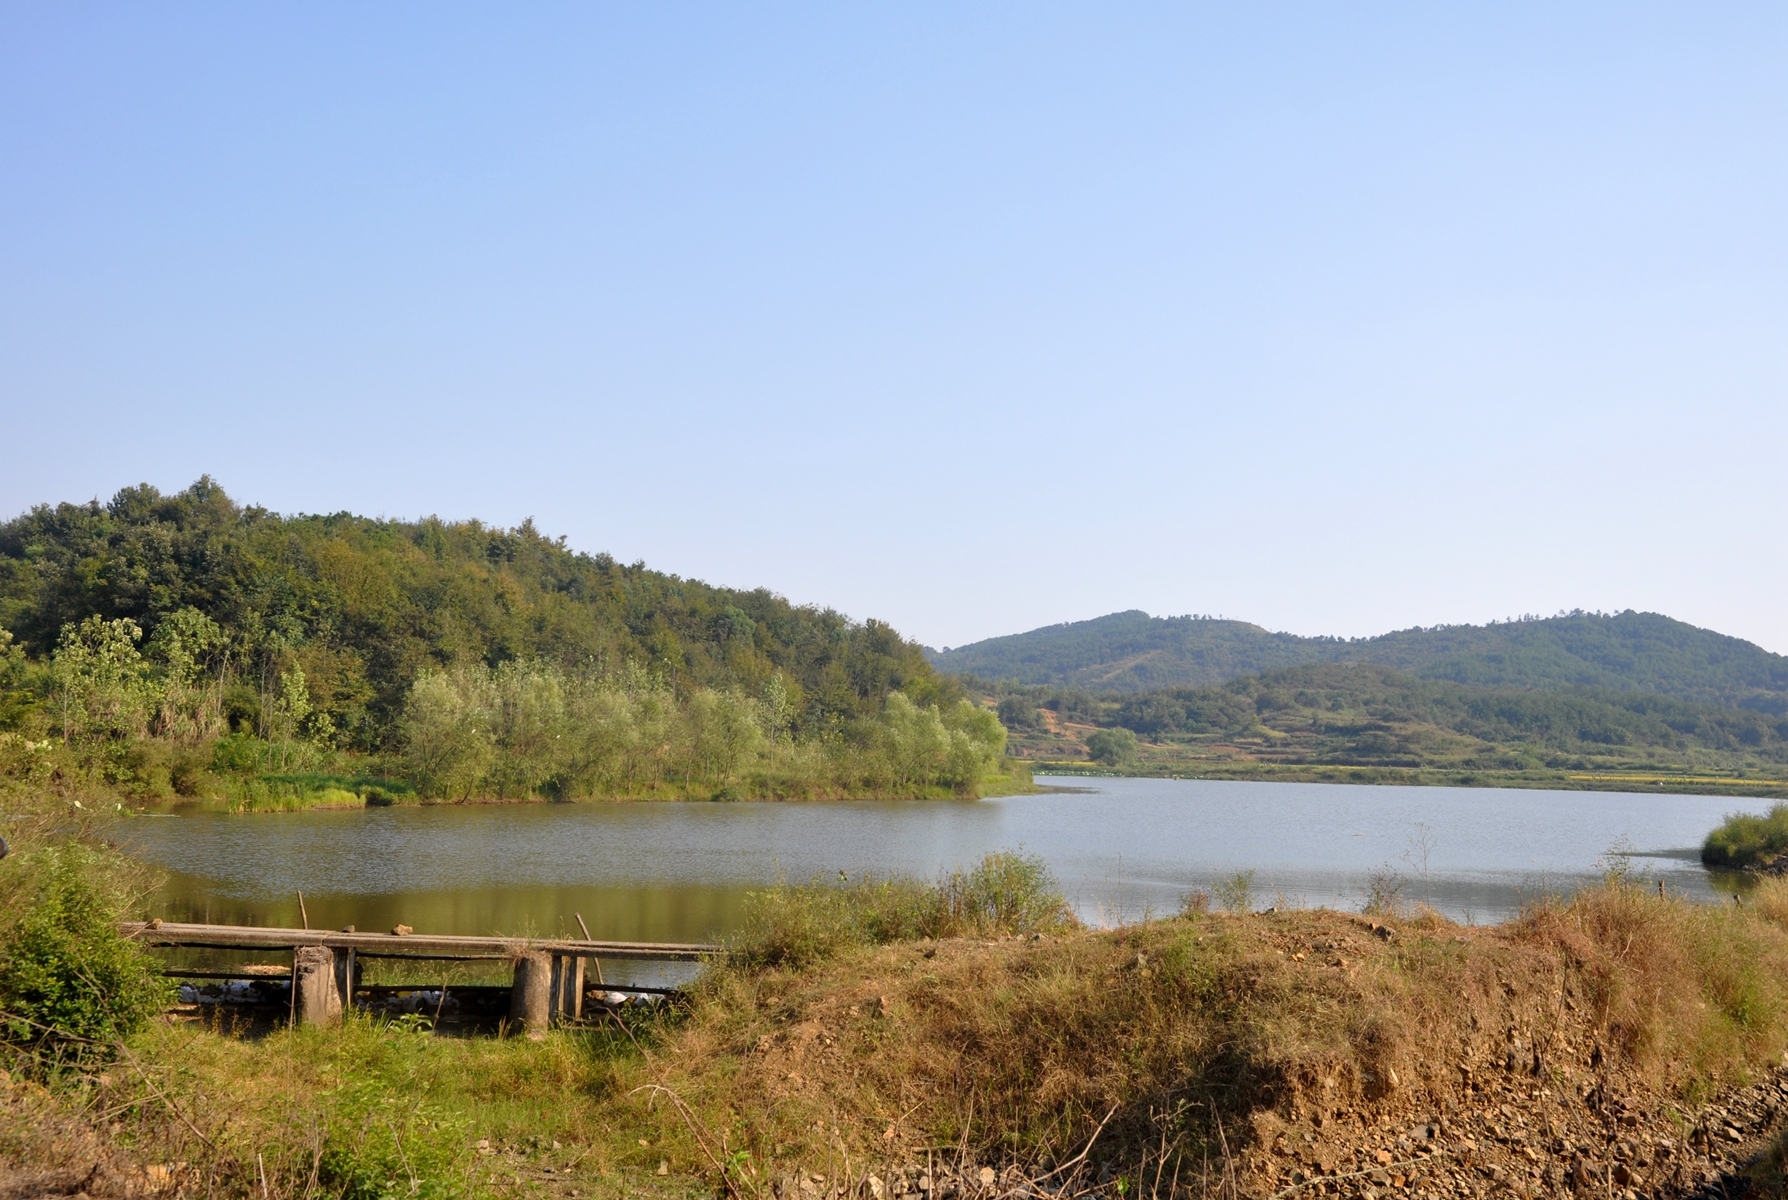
1085, 727, 1138, 767
760, 673, 794, 769
400, 667, 496, 800
145, 607, 224, 742
51, 617, 149, 745
996, 695, 1039, 730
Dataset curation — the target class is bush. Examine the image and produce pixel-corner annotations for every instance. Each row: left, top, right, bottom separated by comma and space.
0, 845, 171, 1058
936, 851, 1072, 934
1085, 727, 1138, 766
1704, 805, 1788, 869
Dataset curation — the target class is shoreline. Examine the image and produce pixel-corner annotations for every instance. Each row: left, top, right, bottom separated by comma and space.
1028, 760, 1788, 800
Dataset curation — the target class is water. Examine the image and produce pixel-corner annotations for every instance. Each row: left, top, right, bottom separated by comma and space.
120, 777, 1755, 964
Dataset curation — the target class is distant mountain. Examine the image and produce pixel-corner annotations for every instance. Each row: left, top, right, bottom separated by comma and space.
927, 610, 1788, 712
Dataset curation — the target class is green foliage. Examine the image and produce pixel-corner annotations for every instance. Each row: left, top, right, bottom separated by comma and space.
986, 660, 1788, 778
1703, 805, 1788, 869
1084, 727, 1137, 766
313, 1018, 475, 1200
400, 660, 1007, 799
51, 615, 150, 745
865, 693, 1006, 792
0, 845, 172, 1057
732, 851, 1073, 969
996, 694, 1040, 729
936, 850, 1073, 933
223, 772, 415, 813
144, 607, 225, 741
933, 608, 1788, 709
0, 478, 954, 751
0, 479, 1012, 802
1213, 870, 1257, 914
0, 625, 34, 731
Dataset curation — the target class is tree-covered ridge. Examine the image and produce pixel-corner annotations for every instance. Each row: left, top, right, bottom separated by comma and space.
984, 661, 1788, 777
0, 479, 1023, 805
0, 478, 952, 751
930, 609, 1788, 711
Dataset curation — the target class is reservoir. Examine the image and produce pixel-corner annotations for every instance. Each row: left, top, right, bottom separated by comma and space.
121, 777, 1751, 977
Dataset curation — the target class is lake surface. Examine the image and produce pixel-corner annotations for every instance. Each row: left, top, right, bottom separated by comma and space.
119, 776, 1755, 985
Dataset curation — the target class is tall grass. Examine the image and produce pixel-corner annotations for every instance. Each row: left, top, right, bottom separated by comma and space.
731, 851, 1076, 968
222, 772, 418, 813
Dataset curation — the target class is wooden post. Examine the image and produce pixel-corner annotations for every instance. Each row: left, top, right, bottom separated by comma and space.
293, 945, 342, 1026
549, 954, 584, 1023
509, 950, 552, 1037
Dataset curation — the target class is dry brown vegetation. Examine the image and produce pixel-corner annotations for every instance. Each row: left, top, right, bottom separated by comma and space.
12, 879, 1788, 1200
659, 882, 1788, 1175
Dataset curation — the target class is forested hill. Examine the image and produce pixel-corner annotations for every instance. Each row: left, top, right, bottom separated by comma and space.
928, 609, 1788, 712
0, 478, 950, 751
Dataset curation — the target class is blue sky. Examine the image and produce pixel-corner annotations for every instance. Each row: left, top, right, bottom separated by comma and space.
3, 4, 1785, 652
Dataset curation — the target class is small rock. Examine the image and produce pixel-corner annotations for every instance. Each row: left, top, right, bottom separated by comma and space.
657, 1160, 669, 1176
868, 1175, 885, 1198
392, 924, 413, 936
978, 1167, 996, 1187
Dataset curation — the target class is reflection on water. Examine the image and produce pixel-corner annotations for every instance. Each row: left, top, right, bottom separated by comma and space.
121, 776, 1755, 979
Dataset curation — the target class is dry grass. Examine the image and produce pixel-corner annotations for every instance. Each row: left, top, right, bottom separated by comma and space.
12, 879, 1788, 1198
639, 878, 1788, 1180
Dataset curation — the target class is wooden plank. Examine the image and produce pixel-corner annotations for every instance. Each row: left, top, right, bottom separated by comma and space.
120, 920, 722, 961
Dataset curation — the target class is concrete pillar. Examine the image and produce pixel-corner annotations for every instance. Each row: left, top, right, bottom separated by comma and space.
549, 954, 584, 1023
509, 950, 552, 1037
334, 947, 359, 1012
293, 945, 342, 1026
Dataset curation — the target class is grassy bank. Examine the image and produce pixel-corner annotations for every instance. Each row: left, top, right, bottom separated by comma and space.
15, 834, 1788, 1198
213, 759, 1037, 813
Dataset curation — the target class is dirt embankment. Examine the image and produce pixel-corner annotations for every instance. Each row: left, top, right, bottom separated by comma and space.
660, 884, 1788, 1200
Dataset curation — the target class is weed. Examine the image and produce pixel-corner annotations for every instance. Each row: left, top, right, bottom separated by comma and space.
1361, 868, 1408, 917
1212, 870, 1256, 914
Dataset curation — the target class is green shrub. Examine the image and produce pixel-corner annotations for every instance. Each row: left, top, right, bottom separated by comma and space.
1085, 727, 1138, 766
211, 731, 267, 774
0, 845, 171, 1058
937, 851, 1072, 934
1704, 805, 1788, 869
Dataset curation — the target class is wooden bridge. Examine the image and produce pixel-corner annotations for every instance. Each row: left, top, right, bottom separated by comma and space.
121, 920, 725, 1036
